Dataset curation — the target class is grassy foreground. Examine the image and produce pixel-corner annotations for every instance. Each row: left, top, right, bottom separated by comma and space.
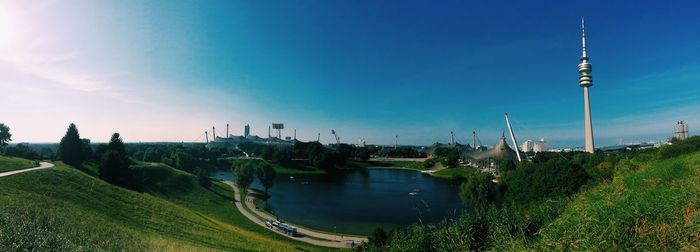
530, 151, 700, 250
0, 155, 36, 173
0, 162, 325, 251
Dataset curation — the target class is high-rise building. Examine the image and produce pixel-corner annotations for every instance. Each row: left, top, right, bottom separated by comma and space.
244, 124, 250, 138
674, 121, 689, 140
521, 140, 533, 152
534, 138, 548, 153
579, 17, 596, 153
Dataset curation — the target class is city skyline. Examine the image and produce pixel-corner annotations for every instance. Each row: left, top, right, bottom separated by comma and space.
1, 1, 699, 147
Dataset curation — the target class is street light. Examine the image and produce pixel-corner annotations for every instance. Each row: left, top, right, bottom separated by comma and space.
334, 226, 337, 242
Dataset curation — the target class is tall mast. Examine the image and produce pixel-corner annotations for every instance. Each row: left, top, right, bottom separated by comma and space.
578, 16, 595, 153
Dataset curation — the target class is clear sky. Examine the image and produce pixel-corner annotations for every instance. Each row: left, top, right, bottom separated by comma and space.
1, 0, 699, 147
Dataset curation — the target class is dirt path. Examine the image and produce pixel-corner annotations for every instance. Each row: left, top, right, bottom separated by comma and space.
0, 162, 54, 178
222, 181, 367, 248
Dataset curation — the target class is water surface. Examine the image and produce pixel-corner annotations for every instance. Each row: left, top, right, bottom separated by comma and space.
211, 168, 467, 235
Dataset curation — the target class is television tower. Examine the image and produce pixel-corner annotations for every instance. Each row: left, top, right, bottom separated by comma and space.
579, 17, 595, 153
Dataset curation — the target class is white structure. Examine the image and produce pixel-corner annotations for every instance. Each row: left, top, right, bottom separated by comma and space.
674, 121, 689, 140
579, 17, 596, 153
534, 138, 548, 153
356, 138, 366, 147
521, 140, 533, 152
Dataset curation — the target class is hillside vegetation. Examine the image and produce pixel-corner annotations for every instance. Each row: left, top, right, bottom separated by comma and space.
0, 162, 323, 251
0, 155, 35, 173
359, 140, 700, 251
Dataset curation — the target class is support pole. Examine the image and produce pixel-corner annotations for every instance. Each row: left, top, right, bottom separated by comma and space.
504, 112, 522, 162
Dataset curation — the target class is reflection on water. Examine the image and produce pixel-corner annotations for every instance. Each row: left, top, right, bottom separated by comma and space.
211, 168, 468, 235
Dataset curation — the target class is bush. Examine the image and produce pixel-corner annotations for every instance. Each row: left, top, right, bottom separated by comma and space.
459, 172, 497, 209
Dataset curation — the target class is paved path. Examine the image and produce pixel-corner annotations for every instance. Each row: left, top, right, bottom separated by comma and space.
222, 181, 367, 248
0, 162, 54, 178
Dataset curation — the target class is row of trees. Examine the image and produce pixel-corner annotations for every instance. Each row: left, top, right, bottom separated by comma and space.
54, 124, 138, 190
233, 162, 277, 195
239, 141, 352, 173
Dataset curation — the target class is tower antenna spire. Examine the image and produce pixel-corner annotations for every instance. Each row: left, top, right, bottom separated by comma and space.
581, 16, 587, 59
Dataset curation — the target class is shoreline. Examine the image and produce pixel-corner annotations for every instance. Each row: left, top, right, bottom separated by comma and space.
222, 180, 368, 248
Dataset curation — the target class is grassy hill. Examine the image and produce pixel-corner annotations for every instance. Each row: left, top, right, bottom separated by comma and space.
529, 150, 700, 250
0, 162, 326, 251
0, 155, 36, 173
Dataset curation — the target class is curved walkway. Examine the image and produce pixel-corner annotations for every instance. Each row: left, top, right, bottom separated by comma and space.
0, 162, 54, 178
222, 181, 367, 248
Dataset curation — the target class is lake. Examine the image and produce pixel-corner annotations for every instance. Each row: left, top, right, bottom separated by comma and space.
211, 168, 467, 235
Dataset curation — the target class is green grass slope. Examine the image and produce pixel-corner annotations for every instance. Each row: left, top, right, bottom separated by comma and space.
346, 160, 426, 171
530, 152, 700, 251
431, 167, 473, 179
0, 162, 325, 251
0, 155, 36, 172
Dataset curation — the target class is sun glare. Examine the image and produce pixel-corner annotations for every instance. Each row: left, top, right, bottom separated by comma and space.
0, 6, 16, 50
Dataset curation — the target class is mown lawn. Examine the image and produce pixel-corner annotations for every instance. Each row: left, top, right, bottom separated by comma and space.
0, 162, 327, 251
431, 167, 474, 179
0, 155, 36, 173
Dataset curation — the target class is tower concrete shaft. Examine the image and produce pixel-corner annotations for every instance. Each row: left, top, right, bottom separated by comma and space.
583, 87, 594, 153
579, 17, 595, 153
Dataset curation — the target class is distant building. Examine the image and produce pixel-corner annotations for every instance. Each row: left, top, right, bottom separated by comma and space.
244, 124, 250, 138
521, 140, 533, 152
356, 138, 366, 148
534, 138, 548, 153
674, 121, 689, 140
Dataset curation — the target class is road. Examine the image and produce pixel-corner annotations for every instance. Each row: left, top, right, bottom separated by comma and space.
0, 162, 54, 178
222, 181, 367, 248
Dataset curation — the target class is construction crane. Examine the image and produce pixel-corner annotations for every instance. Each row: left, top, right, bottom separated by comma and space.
331, 129, 340, 145
450, 131, 456, 145
504, 112, 522, 162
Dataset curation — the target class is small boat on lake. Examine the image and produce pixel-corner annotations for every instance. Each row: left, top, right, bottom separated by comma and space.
408, 192, 417, 196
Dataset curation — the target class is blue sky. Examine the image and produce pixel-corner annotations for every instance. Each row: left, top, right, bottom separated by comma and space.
1, 0, 699, 147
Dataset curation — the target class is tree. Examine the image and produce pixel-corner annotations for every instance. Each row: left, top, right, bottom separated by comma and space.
0, 123, 11, 147
441, 148, 459, 168
313, 151, 337, 172
234, 163, 255, 193
99, 133, 136, 190
368, 228, 388, 246
459, 172, 496, 209
272, 148, 292, 165
256, 163, 276, 195
499, 159, 516, 172
196, 168, 211, 188
82, 138, 93, 161
57, 123, 87, 166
